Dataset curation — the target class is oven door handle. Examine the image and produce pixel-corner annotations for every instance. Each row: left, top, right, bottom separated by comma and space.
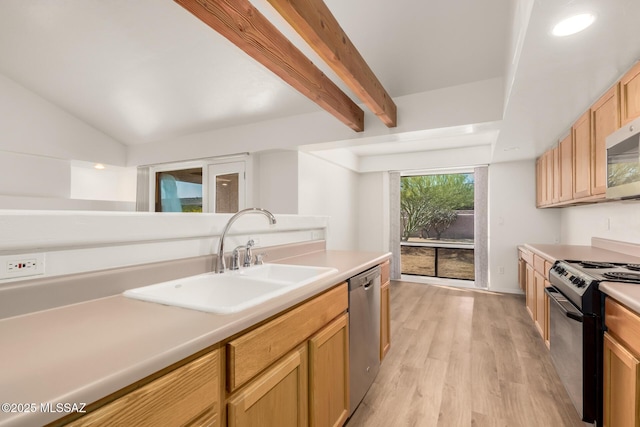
545, 287, 583, 323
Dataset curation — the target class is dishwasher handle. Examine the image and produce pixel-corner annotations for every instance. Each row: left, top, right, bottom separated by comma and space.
348, 265, 381, 291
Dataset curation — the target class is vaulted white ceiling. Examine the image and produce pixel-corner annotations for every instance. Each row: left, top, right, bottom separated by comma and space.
0, 0, 639, 168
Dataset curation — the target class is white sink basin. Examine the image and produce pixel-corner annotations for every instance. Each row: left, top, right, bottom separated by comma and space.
123, 264, 338, 314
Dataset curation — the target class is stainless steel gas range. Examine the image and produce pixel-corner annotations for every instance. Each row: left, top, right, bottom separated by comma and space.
548, 260, 640, 426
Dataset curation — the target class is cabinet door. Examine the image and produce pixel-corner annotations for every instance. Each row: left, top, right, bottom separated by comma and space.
592, 85, 621, 195
518, 258, 526, 292
534, 271, 546, 339
536, 157, 543, 207
573, 111, 592, 199
603, 332, 640, 427
552, 146, 560, 204
525, 263, 535, 320
309, 313, 349, 427
559, 134, 573, 202
380, 281, 391, 360
621, 61, 640, 125
227, 345, 308, 427
545, 150, 554, 204
544, 279, 550, 348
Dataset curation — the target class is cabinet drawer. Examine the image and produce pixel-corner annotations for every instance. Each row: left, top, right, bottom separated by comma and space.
606, 298, 640, 357
68, 348, 220, 427
380, 260, 390, 285
520, 249, 534, 265
534, 254, 547, 275
227, 283, 348, 392
544, 261, 553, 280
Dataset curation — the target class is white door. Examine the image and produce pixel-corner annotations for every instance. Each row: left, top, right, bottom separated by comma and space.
207, 161, 245, 213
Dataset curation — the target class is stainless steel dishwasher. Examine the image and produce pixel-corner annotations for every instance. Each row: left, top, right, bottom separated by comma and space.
348, 265, 381, 417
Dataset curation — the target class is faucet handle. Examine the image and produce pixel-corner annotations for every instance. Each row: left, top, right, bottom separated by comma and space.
244, 240, 255, 268
254, 253, 266, 265
231, 246, 244, 270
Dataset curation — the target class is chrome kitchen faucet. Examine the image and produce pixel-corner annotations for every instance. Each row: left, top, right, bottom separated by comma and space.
215, 208, 276, 273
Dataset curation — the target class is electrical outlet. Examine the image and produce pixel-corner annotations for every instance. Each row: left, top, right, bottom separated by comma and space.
1, 253, 45, 280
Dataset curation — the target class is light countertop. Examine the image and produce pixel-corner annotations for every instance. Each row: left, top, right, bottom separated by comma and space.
522, 243, 640, 264
0, 250, 390, 427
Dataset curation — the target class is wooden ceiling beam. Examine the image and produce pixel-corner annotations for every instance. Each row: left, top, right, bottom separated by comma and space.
266, 0, 397, 128
174, 0, 364, 132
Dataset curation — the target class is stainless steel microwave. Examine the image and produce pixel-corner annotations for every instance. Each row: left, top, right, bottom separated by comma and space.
606, 116, 640, 199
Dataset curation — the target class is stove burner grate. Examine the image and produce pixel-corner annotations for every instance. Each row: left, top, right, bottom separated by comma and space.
604, 271, 640, 283
626, 264, 640, 272
579, 261, 616, 269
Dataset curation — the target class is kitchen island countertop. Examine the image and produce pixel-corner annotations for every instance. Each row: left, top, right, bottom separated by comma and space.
0, 249, 390, 427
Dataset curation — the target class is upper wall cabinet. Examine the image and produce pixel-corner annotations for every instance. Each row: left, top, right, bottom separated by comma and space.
559, 134, 573, 203
591, 85, 621, 196
621, 61, 640, 125
572, 111, 592, 200
536, 60, 640, 208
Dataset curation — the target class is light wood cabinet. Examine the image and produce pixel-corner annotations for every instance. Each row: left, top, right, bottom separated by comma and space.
621, 61, 640, 125
520, 250, 550, 347
67, 347, 221, 427
603, 332, 640, 427
559, 134, 573, 202
536, 147, 560, 207
525, 263, 535, 320
573, 110, 592, 199
225, 278, 355, 427
536, 61, 640, 208
518, 256, 525, 292
534, 270, 546, 339
552, 146, 560, 204
226, 283, 348, 392
536, 156, 546, 207
603, 297, 640, 427
380, 260, 390, 360
591, 85, 621, 196
603, 296, 640, 427
309, 313, 349, 427
380, 281, 390, 360
227, 344, 308, 427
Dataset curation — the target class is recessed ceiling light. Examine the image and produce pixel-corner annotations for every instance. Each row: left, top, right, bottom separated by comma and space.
94, 163, 105, 170
552, 13, 596, 37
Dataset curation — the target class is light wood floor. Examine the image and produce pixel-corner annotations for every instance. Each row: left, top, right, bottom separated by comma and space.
347, 280, 585, 427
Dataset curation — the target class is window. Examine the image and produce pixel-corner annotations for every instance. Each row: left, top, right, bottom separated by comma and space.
139, 155, 250, 213
155, 168, 203, 212
400, 173, 475, 281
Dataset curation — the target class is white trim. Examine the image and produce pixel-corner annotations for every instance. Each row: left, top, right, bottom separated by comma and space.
400, 274, 479, 289
398, 166, 485, 177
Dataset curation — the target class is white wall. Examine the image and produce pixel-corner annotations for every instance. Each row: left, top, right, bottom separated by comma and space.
488, 160, 561, 293
0, 73, 126, 165
0, 151, 70, 199
298, 152, 359, 251
0, 72, 131, 209
560, 201, 640, 245
255, 151, 299, 214
70, 162, 137, 202
358, 172, 390, 253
